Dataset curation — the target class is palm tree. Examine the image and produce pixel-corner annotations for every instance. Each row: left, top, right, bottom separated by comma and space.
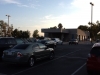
58, 23, 63, 29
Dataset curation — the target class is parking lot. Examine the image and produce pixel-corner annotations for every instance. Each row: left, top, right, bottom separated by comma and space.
0, 42, 92, 75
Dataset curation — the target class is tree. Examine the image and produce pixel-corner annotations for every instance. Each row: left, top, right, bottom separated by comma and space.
58, 23, 63, 29
78, 25, 89, 31
32, 30, 39, 38
0, 20, 8, 37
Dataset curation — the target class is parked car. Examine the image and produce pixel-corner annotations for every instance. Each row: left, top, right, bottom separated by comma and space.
37, 39, 56, 49
51, 38, 63, 45
96, 39, 100, 43
87, 43, 100, 74
69, 39, 78, 45
15, 38, 25, 44
0, 37, 18, 61
2, 43, 55, 67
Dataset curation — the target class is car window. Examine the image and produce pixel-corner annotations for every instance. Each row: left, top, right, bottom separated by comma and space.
16, 39, 24, 44
32, 44, 39, 49
90, 47, 100, 56
0, 38, 7, 44
7, 38, 16, 44
13, 44, 30, 49
38, 43, 46, 49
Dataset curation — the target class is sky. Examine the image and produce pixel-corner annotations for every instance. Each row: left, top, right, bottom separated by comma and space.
0, 0, 100, 36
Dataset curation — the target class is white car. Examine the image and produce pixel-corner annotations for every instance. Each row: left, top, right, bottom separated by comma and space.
51, 38, 63, 45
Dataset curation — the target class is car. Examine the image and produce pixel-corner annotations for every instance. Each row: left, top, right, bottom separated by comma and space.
96, 39, 100, 43
69, 39, 78, 45
87, 43, 100, 74
51, 38, 63, 45
0, 37, 17, 61
2, 43, 55, 67
37, 39, 56, 49
15, 38, 25, 44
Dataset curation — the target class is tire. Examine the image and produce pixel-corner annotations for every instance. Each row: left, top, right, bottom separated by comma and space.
49, 52, 55, 60
28, 57, 35, 67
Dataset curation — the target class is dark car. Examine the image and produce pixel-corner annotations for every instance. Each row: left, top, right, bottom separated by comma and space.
0, 37, 17, 61
37, 40, 56, 49
87, 43, 100, 74
69, 39, 78, 45
2, 43, 55, 67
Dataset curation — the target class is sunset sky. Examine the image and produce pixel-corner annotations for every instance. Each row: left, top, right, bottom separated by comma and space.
0, 0, 100, 36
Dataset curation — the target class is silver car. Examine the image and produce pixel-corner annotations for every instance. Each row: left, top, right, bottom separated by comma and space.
2, 43, 55, 67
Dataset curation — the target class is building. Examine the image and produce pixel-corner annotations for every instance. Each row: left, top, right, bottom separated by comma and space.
41, 28, 90, 41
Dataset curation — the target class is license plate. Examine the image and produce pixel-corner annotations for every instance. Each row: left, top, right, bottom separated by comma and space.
8, 52, 12, 55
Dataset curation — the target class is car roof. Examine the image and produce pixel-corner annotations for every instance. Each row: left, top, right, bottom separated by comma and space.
92, 43, 100, 48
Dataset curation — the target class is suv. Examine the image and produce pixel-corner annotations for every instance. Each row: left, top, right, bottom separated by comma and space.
0, 37, 18, 61
87, 43, 100, 74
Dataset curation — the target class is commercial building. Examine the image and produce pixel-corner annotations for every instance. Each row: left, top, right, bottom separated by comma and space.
41, 28, 90, 41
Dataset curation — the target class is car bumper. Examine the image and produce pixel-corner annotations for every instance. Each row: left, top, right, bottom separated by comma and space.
87, 61, 100, 71
2, 57, 28, 64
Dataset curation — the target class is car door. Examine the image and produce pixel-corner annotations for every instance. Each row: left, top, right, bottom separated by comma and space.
38, 43, 50, 58
33, 43, 50, 59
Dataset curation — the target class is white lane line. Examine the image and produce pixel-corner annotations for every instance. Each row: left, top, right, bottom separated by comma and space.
71, 63, 86, 75
12, 50, 81, 75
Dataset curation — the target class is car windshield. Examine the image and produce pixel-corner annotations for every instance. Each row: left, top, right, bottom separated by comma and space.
90, 47, 100, 56
13, 44, 30, 49
15, 39, 24, 44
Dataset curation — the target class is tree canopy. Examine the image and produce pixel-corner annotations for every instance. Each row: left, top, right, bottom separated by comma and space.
78, 20, 100, 40
32, 29, 39, 38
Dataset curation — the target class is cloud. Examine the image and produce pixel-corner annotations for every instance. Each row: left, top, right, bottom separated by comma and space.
1, 0, 40, 8
59, 2, 65, 8
2, 0, 20, 4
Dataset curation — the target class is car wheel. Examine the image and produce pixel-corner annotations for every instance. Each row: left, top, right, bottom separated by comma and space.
28, 57, 35, 67
49, 52, 55, 60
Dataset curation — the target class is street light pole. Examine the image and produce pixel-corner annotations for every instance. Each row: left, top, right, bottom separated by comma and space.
90, 2, 94, 40
6, 15, 10, 26
90, 2, 94, 25
6, 15, 11, 37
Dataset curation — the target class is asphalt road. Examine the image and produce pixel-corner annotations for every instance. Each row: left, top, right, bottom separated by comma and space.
0, 43, 93, 75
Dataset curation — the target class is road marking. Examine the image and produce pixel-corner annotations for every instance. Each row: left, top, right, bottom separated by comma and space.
12, 50, 81, 75
71, 63, 86, 75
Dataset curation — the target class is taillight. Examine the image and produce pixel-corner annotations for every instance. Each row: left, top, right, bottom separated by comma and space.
17, 52, 22, 57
